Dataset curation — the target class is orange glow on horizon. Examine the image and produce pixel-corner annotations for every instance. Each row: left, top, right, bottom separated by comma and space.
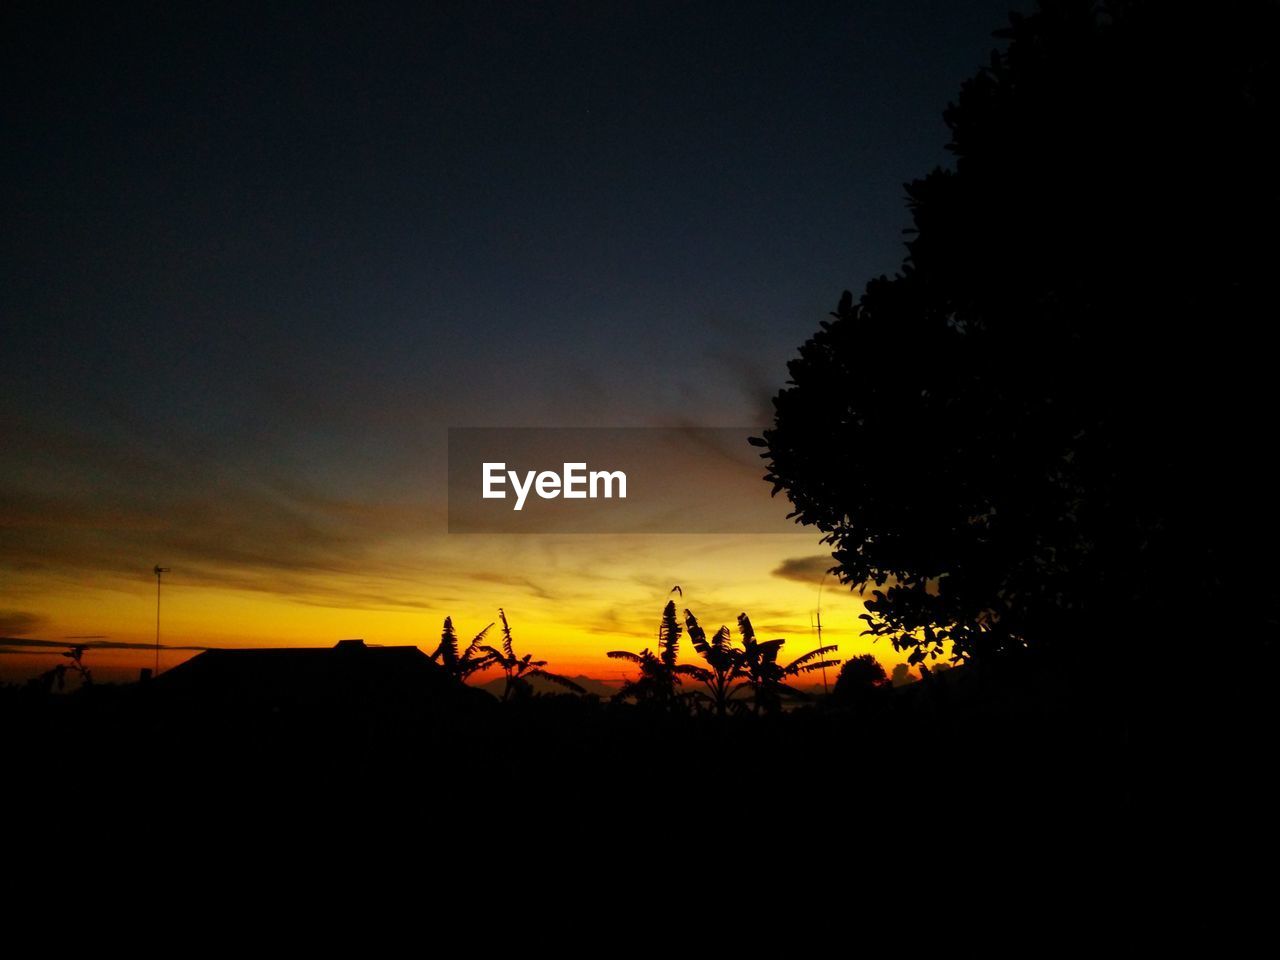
0, 533, 915, 686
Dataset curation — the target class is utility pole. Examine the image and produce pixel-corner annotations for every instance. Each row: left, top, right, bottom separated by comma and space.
153, 565, 170, 675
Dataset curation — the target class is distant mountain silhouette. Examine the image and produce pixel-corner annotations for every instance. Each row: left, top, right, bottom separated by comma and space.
478, 672, 619, 699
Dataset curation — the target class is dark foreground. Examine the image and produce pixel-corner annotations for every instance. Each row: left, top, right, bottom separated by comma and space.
6, 651, 1274, 831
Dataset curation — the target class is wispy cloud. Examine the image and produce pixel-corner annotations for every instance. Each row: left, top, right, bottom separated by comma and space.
0, 636, 213, 652
771, 555, 834, 585
465, 572, 557, 602
0, 611, 46, 636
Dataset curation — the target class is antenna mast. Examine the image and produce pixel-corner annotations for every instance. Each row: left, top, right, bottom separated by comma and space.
816, 570, 831, 695
153, 565, 170, 675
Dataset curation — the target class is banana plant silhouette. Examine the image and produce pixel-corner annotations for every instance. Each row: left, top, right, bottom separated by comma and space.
479, 608, 585, 701
683, 609, 747, 716
429, 617, 497, 684
34, 645, 94, 694
735, 613, 840, 714
608, 600, 701, 708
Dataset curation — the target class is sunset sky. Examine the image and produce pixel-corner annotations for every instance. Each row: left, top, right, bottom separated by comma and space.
2, 1, 1018, 683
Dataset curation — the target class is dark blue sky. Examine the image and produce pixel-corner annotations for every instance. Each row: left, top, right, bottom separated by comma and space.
3, 0, 1020, 544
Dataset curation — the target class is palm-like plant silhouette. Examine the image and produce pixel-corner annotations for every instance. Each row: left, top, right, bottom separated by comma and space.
479, 608, 586, 702
734, 613, 840, 714
429, 617, 497, 684
684, 609, 746, 716
34, 645, 94, 694
607, 600, 701, 707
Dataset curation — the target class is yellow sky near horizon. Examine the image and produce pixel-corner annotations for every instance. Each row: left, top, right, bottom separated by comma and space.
0, 530, 906, 685
0, 423, 917, 686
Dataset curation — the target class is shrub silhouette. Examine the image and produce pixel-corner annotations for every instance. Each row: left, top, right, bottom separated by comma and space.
831, 654, 888, 705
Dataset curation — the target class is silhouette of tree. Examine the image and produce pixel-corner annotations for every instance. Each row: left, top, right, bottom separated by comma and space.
752, 0, 1280, 665
479, 608, 585, 701
607, 600, 701, 708
734, 614, 839, 715
683, 609, 746, 716
832, 654, 888, 705
429, 617, 496, 684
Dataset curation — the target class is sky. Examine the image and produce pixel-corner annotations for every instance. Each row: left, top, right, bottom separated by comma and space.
2, 0, 1023, 683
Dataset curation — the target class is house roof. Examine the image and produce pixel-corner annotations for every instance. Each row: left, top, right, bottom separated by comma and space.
153, 638, 471, 710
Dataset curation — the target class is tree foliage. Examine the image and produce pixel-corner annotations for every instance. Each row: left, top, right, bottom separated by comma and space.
753, 0, 1280, 663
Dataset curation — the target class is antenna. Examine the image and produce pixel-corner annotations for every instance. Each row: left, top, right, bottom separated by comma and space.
816, 569, 832, 695
153, 565, 170, 675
